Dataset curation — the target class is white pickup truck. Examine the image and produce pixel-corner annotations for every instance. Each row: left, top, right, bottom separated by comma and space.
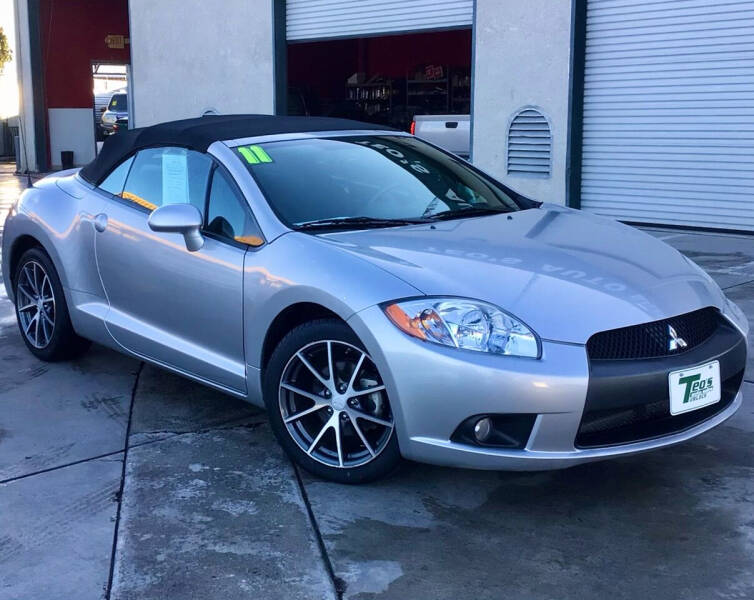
411, 115, 470, 160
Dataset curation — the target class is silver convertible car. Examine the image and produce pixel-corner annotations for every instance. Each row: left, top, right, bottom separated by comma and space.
2, 115, 749, 483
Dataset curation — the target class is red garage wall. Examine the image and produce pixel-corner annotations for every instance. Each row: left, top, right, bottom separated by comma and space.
288, 29, 472, 108
288, 38, 359, 106
364, 29, 472, 79
39, 0, 130, 109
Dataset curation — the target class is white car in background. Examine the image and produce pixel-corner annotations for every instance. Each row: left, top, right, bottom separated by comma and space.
411, 114, 470, 159
100, 89, 128, 136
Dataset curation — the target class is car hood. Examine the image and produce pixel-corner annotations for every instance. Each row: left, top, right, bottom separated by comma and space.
318, 205, 726, 344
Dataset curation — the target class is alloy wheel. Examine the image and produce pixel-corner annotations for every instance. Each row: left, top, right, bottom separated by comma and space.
279, 340, 394, 468
16, 260, 56, 349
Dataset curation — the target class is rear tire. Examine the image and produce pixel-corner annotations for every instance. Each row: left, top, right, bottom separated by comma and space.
13, 247, 91, 361
264, 319, 401, 484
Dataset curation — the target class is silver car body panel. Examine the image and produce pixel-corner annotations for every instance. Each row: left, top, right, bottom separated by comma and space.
2, 130, 748, 471
93, 194, 248, 392
320, 204, 729, 344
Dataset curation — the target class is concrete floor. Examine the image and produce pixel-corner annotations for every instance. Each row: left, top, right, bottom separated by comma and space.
0, 163, 752, 599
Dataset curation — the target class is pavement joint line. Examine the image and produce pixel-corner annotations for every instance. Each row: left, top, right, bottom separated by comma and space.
292, 462, 345, 600
0, 422, 269, 486
723, 278, 754, 290
0, 447, 127, 486
105, 361, 143, 600
131, 420, 268, 439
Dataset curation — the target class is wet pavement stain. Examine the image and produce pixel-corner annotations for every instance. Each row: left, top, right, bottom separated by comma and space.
111, 426, 333, 600
80, 393, 129, 422
302, 404, 754, 600
682, 250, 754, 277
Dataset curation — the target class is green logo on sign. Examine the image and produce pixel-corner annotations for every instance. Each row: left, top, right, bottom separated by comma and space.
678, 373, 714, 403
678, 374, 701, 403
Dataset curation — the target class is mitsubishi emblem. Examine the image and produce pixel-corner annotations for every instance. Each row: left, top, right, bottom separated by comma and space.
668, 325, 688, 352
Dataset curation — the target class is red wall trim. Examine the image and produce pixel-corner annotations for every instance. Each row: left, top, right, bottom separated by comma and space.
39, 0, 130, 109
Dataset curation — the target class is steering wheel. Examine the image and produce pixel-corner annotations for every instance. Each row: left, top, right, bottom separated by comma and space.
363, 183, 414, 216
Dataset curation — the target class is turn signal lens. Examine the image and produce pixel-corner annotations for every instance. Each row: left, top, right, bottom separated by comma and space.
384, 304, 426, 340
383, 298, 540, 358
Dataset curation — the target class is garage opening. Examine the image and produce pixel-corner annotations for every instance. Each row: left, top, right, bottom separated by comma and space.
287, 29, 471, 133
38, 0, 130, 169
92, 63, 128, 144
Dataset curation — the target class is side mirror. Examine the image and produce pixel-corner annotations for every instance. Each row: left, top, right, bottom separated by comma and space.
147, 204, 204, 252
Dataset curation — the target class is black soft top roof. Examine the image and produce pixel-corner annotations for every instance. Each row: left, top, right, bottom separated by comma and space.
80, 114, 392, 185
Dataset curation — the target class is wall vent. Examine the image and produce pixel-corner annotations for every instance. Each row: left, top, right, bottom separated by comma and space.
507, 108, 551, 177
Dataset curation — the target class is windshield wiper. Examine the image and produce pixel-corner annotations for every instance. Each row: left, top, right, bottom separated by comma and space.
425, 206, 511, 221
295, 216, 427, 231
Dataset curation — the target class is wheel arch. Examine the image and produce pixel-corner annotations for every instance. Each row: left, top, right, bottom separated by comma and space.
4, 227, 67, 304
3, 180, 102, 311
260, 302, 347, 373
8, 234, 44, 284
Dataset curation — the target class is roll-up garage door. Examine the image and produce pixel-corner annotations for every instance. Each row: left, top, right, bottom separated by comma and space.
580, 0, 754, 231
286, 0, 473, 41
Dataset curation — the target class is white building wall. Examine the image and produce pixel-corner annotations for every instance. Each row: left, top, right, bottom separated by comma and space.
48, 108, 95, 168
472, 0, 573, 205
128, 0, 275, 127
12, 0, 37, 172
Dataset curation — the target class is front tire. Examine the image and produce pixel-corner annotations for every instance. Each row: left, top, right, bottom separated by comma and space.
13, 247, 90, 361
264, 319, 401, 484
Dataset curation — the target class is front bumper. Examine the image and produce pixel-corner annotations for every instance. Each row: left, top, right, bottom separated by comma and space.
348, 305, 747, 471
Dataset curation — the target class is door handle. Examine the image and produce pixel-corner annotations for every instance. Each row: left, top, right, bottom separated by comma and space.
94, 213, 108, 232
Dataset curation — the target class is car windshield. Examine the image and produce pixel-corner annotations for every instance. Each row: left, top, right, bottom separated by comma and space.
234, 135, 531, 229
108, 94, 128, 111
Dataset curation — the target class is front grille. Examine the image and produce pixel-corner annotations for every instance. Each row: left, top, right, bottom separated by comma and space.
576, 317, 747, 449
586, 307, 720, 360
575, 369, 743, 448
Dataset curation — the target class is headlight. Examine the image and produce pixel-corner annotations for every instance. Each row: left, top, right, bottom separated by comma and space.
382, 297, 540, 358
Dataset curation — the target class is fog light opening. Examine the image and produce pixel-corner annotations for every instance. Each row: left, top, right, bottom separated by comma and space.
452, 414, 538, 449
473, 417, 493, 443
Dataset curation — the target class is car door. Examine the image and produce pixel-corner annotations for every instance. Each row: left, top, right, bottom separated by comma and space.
93, 146, 248, 393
